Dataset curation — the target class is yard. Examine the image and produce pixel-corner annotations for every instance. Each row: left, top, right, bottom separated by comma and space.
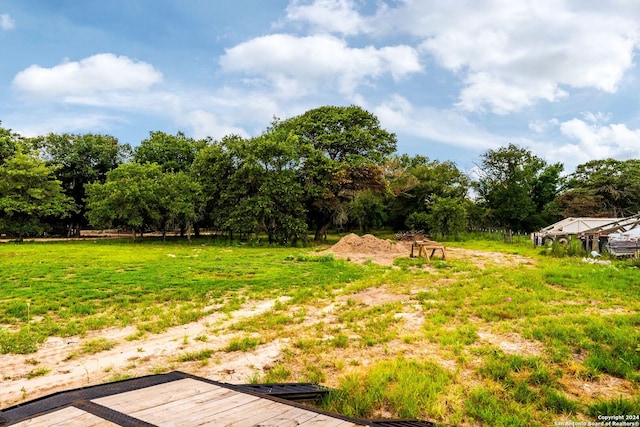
0, 235, 638, 426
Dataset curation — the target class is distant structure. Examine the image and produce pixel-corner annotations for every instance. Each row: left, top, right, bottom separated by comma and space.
534, 214, 640, 257
533, 217, 617, 246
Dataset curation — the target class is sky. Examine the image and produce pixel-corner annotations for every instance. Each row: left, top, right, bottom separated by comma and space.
1, 0, 640, 173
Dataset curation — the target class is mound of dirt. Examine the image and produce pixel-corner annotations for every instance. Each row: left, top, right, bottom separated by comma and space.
323, 233, 411, 265
331, 233, 408, 255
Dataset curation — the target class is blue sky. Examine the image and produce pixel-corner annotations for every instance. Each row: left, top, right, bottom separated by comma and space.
2, 1, 640, 173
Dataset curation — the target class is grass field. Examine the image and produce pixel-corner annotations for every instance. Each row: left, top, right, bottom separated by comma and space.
0, 236, 639, 426
0, 239, 372, 352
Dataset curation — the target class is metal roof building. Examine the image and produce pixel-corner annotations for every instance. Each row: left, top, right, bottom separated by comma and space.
539, 217, 619, 236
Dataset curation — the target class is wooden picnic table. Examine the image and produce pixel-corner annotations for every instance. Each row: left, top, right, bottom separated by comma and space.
410, 240, 447, 261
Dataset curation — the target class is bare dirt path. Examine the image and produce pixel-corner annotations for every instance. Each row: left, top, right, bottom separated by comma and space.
0, 298, 288, 407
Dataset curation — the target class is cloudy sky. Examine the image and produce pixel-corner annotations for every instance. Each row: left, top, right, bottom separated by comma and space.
1, 0, 640, 172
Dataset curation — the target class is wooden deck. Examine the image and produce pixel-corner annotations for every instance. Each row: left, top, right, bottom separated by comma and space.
3, 371, 435, 426
11, 378, 365, 427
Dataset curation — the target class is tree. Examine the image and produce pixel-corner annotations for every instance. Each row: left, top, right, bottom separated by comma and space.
0, 152, 73, 240
425, 196, 467, 239
557, 159, 640, 217
227, 133, 308, 243
0, 122, 23, 165
40, 133, 130, 236
350, 190, 387, 233
274, 105, 397, 240
192, 132, 308, 244
191, 137, 237, 233
134, 131, 205, 172
85, 163, 163, 238
384, 154, 470, 233
474, 144, 563, 232
157, 171, 203, 240
254, 169, 308, 244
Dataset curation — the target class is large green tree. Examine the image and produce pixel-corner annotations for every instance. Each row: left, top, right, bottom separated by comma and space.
191, 136, 237, 233
0, 152, 73, 240
557, 159, 640, 217
134, 131, 205, 172
40, 133, 130, 236
274, 105, 396, 240
157, 171, 203, 239
425, 196, 468, 239
350, 190, 387, 233
474, 144, 563, 232
247, 132, 308, 244
0, 122, 24, 165
85, 163, 163, 238
192, 132, 308, 244
384, 154, 470, 234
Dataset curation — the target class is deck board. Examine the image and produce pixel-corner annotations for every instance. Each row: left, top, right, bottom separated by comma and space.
215, 402, 323, 426
216, 402, 365, 427
192, 397, 281, 425
92, 377, 365, 426
128, 389, 260, 426
2, 372, 419, 427
93, 378, 226, 412
11, 406, 118, 427
298, 413, 363, 426
94, 378, 364, 427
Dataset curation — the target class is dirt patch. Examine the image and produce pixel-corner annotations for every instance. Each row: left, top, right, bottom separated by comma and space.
194, 339, 284, 383
321, 234, 535, 269
321, 233, 412, 265
446, 247, 535, 269
330, 233, 408, 255
341, 286, 407, 306
477, 330, 544, 356
560, 374, 638, 401
0, 299, 287, 408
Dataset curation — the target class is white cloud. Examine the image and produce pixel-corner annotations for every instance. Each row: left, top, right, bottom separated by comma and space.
180, 109, 249, 140
374, 95, 503, 150
559, 118, 640, 161
456, 72, 567, 115
524, 114, 640, 172
580, 111, 612, 124
287, 1, 640, 114
11, 112, 123, 138
503, 111, 640, 172
529, 118, 560, 134
0, 14, 15, 30
404, 1, 639, 113
285, 0, 368, 35
8, 50, 294, 143
12, 54, 163, 100
220, 33, 421, 97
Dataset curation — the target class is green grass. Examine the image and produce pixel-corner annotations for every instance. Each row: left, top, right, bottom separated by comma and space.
81, 338, 116, 355
224, 336, 261, 352
465, 387, 536, 427
176, 349, 214, 362
588, 396, 640, 417
0, 238, 374, 353
322, 358, 452, 420
65, 337, 117, 360
0, 234, 639, 425
262, 363, 291, 383
26, 367, 50, 379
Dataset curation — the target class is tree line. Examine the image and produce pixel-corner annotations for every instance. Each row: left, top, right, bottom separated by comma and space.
1, 105, 639, 242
